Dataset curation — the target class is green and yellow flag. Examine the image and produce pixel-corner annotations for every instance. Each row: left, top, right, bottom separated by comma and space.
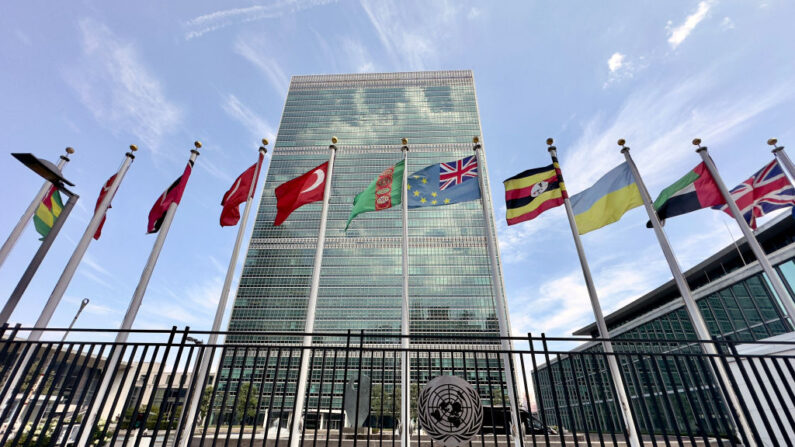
345, 160, 404, 230
33, 186, 64, 239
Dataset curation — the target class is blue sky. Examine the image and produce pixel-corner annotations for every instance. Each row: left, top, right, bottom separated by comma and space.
1, 1, 794, 342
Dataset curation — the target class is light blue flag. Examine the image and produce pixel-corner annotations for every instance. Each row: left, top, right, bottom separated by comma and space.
407, 155, 481, 208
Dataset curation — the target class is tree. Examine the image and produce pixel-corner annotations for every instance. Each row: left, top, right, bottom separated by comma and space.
234, 382, 259, 425
199, 386, 213, 424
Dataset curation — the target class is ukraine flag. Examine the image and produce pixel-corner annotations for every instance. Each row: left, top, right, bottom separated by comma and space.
570, 162, 642, 234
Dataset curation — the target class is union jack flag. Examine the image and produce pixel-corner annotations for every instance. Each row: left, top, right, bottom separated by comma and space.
713, 159, 795, 229
439, 156, 478, 191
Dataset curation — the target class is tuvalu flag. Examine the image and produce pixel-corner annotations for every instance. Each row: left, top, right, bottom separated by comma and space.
93, 174, 117, 240
148, 161, 193, 233
346, 160, 404, 230
571, 162, 642, 234
221, 152, 265, 227
33, 186, 64, 239
504, 159, 565, 225
407, 155, 480, 208
274, 161, 328, 226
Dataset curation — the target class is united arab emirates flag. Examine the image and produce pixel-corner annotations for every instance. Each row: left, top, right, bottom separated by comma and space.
33, 186, 64, 240
345, 160, 404, 230
652, 162, 725, 224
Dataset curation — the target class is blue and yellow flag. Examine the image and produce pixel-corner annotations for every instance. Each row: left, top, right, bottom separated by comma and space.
570, 162, 642, 234
407, 156, 481, 208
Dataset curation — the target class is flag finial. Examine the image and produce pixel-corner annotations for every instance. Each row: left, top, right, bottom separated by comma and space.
331, 136, 338, 144
692, 138, 707, 152
546, 138, 556, 154
768, 138, 784, 153
618, 139, 629, 154
546, 138, 554, 146
65, 147, 75, 155
194, 141, 202, 149
768, 138, 778, 146
259, 145, 268, 154
129, 145, 138, 152
401, 138, 408, 145
401, 138, 408, 152
473, 136, 479, 144
262, 138, 269, 146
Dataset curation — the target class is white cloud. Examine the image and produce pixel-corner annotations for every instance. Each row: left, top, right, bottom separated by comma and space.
359, 0, 468, 71
222, 94, 277, 143
564, 68, 795, 195
607, 52, 625, 72
667, 1, 713, 49
184, 0, 337, 40
341, 38, 377, 73
720, 17, 735, 30
234, 37, 290, 95
65, 18, 182, 153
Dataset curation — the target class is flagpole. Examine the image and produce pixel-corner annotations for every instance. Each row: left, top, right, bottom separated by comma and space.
0, 147, 135, 420
769, 138, 795, 182
77, 142, 200, 447
400, 138, 411, 447
547, 139, 641, 447
473, 137, 522, 447
289, 136, 337, 447
0, 147, 73, 271
620, 139, 753, 443
179, 141, 267, 447
695, 138, 795, 322
0, 189, 79, 325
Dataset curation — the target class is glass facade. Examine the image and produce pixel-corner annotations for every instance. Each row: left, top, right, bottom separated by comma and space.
216, 71, 507, 424
228, 71, 503, 343
534, 254, 795, 436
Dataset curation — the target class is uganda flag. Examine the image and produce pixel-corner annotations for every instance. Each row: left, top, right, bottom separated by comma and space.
33, 186, 64, 239
504, 159, 566, 225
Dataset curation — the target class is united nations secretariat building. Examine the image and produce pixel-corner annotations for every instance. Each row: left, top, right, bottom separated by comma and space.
215, 71, 513, 432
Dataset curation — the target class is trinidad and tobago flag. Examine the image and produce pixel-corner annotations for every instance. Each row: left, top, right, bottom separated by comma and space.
713, 159, 795, 230
147, 161, 193, 233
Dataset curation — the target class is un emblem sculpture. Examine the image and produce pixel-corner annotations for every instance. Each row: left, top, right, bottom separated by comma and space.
418, 375, 482, 447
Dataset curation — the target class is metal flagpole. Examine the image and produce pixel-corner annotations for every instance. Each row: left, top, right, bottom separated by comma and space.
620, 139, 753, 443
179, 141, 268, 447
0, 189, 79, 324
472, 137, 522, 447
695, 138, 795, 321
0, 147, 134, 417
547, 139, 641, 447
769, 138, 795, 183
0, 147, 74, 271
77, 142, 200, 447
289, 137, 338, 447
400, 138, 411, 447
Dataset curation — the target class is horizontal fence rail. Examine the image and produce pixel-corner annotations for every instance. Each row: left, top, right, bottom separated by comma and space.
0, 325, 794, 446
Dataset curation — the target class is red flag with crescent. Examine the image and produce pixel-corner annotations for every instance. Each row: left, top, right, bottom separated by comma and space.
274, 162, 329, 226
220, 152, 265, 227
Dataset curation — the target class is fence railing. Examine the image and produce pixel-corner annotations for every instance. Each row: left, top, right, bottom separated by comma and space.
0, 324, 793, 446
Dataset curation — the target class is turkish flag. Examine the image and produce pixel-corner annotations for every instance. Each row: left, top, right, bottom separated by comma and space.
220, 152, 264, 227
274, 162, 329, 226
93, 174, 117, 240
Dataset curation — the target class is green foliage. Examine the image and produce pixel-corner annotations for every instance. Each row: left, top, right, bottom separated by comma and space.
234, 382, 259, 424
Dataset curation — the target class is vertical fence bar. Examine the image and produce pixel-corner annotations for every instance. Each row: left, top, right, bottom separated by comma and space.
263, 348, 283, 446
565, 353, 592, 447
745, 355, 785, 443
554, 353, 579, 447
212, 346, 238, 446
681, 354, 718, 444
250, 347, 273, 447
647, 353, 685, 447
624, 353, 656, 447
65, 343, 110, 447
694, 354, 736, 445
297, 347, 316, 447
483, 350, 499, 447
353, 330, 364, 447
527, 334, 550, 447
540, 335, 566, 446
338, 331, 351, 447
759, 356, 795, 439
324, 348, 339, 446
183, 344, 217, 446
152, 327, 189, 443
726, 343, 769, 444
712, 350, 757, 445
275, 346, 297, 445
240, 345, 263, 444
200, 345, 227, 446
668, 355, 699, 445
391, 349, 397, 447
313, 348, 327, 447
35, 342, 80, 446
225, 346, 249, 446
164, 343, 198, 445
129, 344, 161, 447
20, 343, 65, 447
576, 354, 605, 447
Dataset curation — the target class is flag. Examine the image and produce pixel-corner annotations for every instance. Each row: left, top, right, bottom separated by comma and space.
712, 159, 795, 230
93, 174, 117, 240
571, 162, 643, 234
147, 161, 193, 233
503, 159, 565, 225
407, 155, 480, 208
274, 161, 328, 226
652, 162, 724, 224
346, 160, 404, 230
33, 186, 63, 240
221, 152, 264, 227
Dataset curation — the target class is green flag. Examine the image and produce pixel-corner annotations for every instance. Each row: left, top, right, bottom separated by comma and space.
346, 160, 404, 230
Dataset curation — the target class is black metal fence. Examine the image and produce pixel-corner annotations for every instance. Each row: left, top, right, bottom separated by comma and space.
0, 324, 793, 446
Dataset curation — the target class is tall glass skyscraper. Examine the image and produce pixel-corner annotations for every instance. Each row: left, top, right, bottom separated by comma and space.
215, 71, 510, 429
227, 70, 507, 343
